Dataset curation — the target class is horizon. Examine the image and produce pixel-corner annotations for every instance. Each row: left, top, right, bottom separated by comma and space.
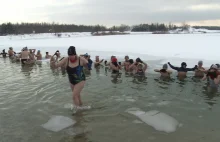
1, 0, 220, 26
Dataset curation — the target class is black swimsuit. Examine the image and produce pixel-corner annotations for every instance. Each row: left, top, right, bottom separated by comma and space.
66, 57, 86, 85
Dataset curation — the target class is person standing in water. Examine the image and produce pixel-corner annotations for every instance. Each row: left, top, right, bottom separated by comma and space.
20, 47, 29, 64
110, 57, 121, 74
194, 61, 205, 77
202, 64, 220, 90
154, 64, 172, 78
51, 46, 89, 113
45, 52, 51, 59
123, 55, 130, 70
0, 49, 7, 58
94, 56, 104, 67
35, 50, 42, 60
129, 58, 147, 75
8, 47, 15, 58
168, 62, 197, 78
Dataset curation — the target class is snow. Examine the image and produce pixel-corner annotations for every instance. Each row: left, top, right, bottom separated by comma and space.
1, 31, 220, 69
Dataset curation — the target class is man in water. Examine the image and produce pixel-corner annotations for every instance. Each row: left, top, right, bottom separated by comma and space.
123, 55, 130, 70
168, 62, 197, 78
45, 52, 51, 59
154, 64, 172, 78
20, 47, 29, 64
84, 53, 93, 70
94, 56, 104, 67
194, 61, 205, 77
35, 50, 42, 60
0, 49, 7, 58
8, 47, 15, 58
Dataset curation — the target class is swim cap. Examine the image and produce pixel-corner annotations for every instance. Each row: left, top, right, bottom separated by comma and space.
215, 64, 220, 68
198, 61, 203, 65
9, 47, 13, 50
211, 64, 218, 70
163, 64, 168, 69
84, 53, 89, 57
68, 46, 76, 55
112, 57, 117, 63
38, 50, 40, 52
181, 62, 187, 67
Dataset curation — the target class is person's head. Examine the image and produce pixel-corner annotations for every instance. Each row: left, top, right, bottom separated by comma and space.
181, 62, 187, 68
215, 64, 220, 69
129, 59, 134, 65
37, 50, 40, 54
162, 64, 168, 70
9, 47, 13, 50
56, 50, 60, 57
111, 56, 116, 60
210, 64, 218, 72
88, 55, 91, 59
198, 61, 203, 67
2, 49, 5, 53
125, 55, 129, 61
68, 46, 76, 60
46, 52, 49, 55
112, 57, 118, 66
23, 47, 28, 51
96, 56, 99, 61
136, 58, 141, 63
29, 49, 32, 53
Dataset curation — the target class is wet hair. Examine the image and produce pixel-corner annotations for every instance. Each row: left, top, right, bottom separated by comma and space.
215, 64, 220, 68
68, 46, 76, 55
46, 52, 48, 54
125, 55, 129, 59
129, 59, 134, 64
136, 58, 141, 62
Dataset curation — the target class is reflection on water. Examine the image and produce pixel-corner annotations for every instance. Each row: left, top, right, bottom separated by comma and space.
1, 58, 220, 142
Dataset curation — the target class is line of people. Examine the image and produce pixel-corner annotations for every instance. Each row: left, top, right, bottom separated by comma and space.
2, 46, 220, 114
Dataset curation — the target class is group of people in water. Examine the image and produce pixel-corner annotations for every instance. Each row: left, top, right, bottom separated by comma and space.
1, 46, 220, 113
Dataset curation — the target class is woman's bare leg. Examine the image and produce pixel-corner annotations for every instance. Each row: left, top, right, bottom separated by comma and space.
73, 81, 85, 106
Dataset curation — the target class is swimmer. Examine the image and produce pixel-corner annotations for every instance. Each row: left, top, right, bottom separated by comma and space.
194, 61, 205, 77
110, 57, 121, 74
154, 64, 172, 77
0, 49, 7, 58
202, 64, 220, 89
27, 49, 36, 64
20, 47, 29, 64
125, 59, 134, 72
8, 47, 15, 57
84, 54, 93, 70
168, 62, 197, 77
51, 46, 89, 113
94, 56, 104, 67
123, 55, 130, 69
50, 50, 60, 66
45, 52, 51, 59
129, 58, 147, 74
35, 50, 42, 60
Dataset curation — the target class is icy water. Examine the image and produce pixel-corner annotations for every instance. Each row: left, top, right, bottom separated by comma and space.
1, 57, 220, 142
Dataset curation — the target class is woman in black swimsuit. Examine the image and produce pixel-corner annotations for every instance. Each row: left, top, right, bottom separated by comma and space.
51, 46, 89, 112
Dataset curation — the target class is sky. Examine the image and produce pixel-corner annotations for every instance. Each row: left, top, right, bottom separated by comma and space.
0, 0, 220, 26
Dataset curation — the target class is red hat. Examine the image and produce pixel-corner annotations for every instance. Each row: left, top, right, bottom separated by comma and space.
112, 57, 117, 62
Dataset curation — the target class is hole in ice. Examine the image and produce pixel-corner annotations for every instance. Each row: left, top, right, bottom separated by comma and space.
41, 115, 76, 132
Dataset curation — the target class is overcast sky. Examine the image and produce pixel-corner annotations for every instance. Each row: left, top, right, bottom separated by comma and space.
1, 0, 220, 26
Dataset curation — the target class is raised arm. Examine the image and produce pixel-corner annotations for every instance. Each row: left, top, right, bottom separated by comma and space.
168, 62, 179, 71
51, 55, 67, 68
154, 69, 160, 72
186, 65, 198, 71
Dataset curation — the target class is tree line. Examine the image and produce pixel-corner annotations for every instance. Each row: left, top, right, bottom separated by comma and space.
0, 22, 219, 35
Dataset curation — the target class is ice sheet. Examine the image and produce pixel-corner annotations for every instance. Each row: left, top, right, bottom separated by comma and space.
41, 115, 76, 132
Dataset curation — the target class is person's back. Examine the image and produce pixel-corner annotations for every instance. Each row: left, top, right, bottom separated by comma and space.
45, 52, 51, 59
8, 47, 14, 57
36, 50, 42, 60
